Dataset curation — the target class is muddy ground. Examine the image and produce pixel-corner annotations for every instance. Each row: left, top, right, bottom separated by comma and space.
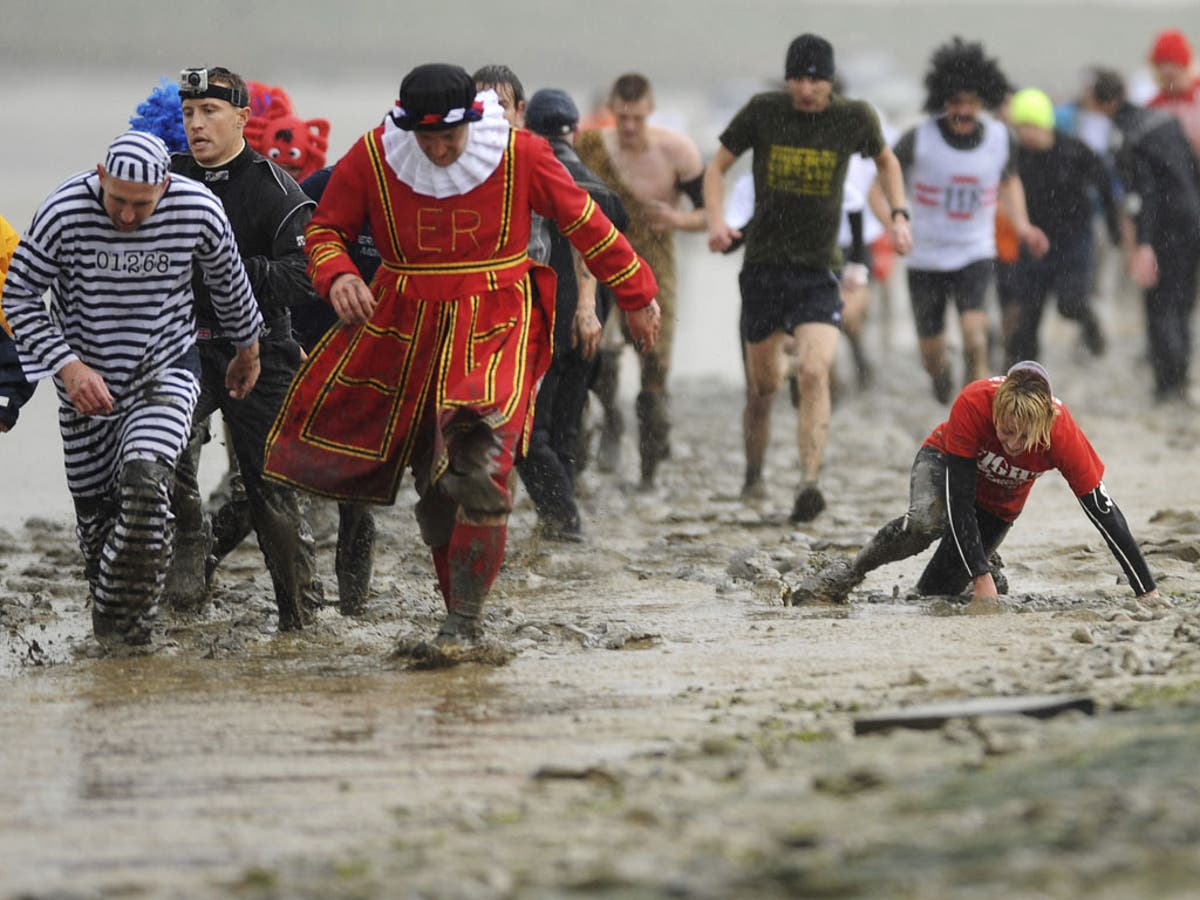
2, 273, 1200, 899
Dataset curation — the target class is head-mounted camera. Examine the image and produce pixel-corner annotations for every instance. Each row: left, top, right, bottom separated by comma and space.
178, 67, 247, 108
180, 67, 208, 93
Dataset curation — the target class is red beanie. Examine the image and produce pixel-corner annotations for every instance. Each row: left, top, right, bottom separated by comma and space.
1151, 30, 1192, 67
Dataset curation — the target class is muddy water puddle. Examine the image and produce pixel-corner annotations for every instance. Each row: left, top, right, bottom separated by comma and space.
0, 651, 576, 895
0, 573, 769, 896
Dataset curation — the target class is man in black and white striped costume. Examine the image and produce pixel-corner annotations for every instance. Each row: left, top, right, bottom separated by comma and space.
2, 131, 263, 647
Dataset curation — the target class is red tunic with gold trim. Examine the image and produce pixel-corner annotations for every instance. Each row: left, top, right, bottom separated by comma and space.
263, 121, 657, 504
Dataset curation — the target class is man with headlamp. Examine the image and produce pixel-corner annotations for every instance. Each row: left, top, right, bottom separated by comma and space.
165, 65, 323, 633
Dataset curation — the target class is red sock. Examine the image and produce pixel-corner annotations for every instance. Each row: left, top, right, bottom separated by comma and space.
431, 545, 452, 610
447, 522, 507, 617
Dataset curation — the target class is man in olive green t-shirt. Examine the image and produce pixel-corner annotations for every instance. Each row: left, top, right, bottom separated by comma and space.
705, 33, 912, 523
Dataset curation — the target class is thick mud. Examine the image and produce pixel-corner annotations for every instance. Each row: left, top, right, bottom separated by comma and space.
3, 269, 1200, 899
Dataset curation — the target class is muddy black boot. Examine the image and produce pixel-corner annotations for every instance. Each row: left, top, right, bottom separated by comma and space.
635, 390, 671, 490
209, 469, 253, 573
335, 503, 376, 615
788, 556, 863, 605
92, 605, 154, 648
789, 482, 826, 523
163, 519, 214, 611
741, 464, 767, 501
251, 482, 322, 631
593, 347, 624, 473
436, 522, 507, 647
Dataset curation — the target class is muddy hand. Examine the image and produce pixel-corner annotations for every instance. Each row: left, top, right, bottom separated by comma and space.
626, 300, 662, 353
1020, 224, 1051, 259
964, 595, 1005, 616
1136, 588, 1171, 611
226, 343, 261, 400
573, 308, 603, 361
329, 273, 377, 325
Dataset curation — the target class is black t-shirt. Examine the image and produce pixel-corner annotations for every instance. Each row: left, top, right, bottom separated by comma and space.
720, 92, 885, 269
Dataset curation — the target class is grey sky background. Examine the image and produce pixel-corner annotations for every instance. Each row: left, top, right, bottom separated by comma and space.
5, 0, 1199, 100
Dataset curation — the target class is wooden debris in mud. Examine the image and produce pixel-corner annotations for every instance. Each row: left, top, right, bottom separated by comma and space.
852, 693, 1096, 735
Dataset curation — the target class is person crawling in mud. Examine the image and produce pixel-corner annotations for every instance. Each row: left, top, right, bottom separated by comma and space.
262, 63, 660, 664
794, 361, 1163, 609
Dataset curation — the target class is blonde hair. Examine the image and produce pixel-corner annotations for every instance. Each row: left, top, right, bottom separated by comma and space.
993, 368, 1057, 452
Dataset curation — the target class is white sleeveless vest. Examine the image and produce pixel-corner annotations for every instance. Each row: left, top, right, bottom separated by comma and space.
907, 115, 1010, 271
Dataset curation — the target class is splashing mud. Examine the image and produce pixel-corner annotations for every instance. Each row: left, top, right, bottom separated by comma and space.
2, 270, 1199, 898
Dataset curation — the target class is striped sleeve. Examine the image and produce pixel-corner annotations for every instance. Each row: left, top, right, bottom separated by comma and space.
194, 201, 264, 347
3, 198, 79, 380
5, 172, 260, 396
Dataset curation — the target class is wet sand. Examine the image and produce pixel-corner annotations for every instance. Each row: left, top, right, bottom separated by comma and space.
4, 6, 1200, 895
3, 249, 1200, 897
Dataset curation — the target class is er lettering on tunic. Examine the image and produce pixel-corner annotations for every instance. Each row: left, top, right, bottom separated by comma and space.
416, 207, 485, 253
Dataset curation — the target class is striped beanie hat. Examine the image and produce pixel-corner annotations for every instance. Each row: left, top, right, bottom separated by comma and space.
104, 130, 171, 184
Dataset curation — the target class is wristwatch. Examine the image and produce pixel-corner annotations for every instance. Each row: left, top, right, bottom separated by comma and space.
890, 207, 911, 222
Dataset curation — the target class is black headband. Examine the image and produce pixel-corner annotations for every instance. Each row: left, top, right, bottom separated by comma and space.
179, 69, 248, 108
180, 83, 247, 107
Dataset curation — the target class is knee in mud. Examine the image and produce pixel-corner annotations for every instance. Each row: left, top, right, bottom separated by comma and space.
905, 504, 946, 540
120, 458, 175, 504
447, 418, 502, 474
440, 468, 510, 518
441, 421, 510, 516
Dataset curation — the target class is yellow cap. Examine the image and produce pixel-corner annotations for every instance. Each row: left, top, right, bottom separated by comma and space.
1008, 88, 1055, 131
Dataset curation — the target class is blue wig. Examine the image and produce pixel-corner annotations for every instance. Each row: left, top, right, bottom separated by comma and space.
129, 78, 188, 153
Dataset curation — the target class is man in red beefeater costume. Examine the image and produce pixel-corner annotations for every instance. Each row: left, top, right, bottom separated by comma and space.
264, 63, 660, 660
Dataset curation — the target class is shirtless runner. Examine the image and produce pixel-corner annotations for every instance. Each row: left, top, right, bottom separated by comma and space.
576, 73, 706, 489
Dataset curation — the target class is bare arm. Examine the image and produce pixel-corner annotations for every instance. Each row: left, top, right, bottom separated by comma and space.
870, 147, 913, 256
571, 247, 602, 360
646, 135, 708, 233
704, 145, 739, 252
650, 203, 708, 233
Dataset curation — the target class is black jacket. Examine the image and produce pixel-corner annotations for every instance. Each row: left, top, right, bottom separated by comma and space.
1110, 103, 1200, 245
542, 137, 629, 354
171, 142, 318, 342
0, 326, 35, 428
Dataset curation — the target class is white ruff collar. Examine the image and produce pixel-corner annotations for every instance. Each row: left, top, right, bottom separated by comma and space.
380, 90, 511, 198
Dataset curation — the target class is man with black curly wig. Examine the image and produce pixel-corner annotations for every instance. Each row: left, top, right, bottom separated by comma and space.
875, 37, 1048, 403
